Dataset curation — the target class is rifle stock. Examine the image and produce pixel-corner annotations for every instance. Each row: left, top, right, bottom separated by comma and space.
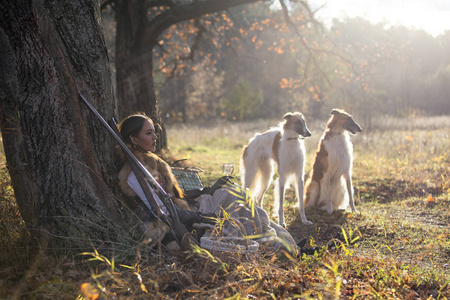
79, 93, 197, 249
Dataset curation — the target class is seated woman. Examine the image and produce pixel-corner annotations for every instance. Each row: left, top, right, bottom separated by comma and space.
117, 113, 315, 256
117, 113, 211, 250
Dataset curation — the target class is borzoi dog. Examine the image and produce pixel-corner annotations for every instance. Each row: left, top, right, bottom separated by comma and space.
304, 109, 362, 214
240, 112, 312, 226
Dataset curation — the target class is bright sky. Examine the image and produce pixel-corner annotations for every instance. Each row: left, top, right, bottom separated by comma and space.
309, 0, 450, 37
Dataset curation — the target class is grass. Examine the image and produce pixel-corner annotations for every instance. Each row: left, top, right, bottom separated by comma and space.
0, 116, 449, 299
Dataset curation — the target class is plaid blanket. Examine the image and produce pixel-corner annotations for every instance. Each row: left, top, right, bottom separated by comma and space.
172, 168, 204, 191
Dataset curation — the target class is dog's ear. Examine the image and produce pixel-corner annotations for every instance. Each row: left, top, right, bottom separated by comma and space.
283, 112, 293, 120
330, 109, 341, 116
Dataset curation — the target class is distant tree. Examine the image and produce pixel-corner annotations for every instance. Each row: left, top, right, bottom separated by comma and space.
185, 57, 225, 122
158, 78, 188, 123
221, 79, 263, 120
157, 56, 225, 123
417, 65, 450, 114
328, 18, 407, 124
328, 18, 450, 120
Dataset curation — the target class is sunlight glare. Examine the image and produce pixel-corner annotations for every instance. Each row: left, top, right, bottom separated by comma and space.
309, 0, 450, 36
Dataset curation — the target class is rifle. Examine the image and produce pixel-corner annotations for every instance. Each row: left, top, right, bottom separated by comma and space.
79, 93, 197, 249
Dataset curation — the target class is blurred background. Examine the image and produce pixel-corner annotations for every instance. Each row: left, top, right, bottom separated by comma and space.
101, 0, 450, 129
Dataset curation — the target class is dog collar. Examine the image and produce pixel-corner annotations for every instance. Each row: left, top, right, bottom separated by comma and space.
287, 137, 302, 140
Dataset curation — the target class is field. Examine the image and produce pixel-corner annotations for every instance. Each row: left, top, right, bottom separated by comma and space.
1, 116, 449, 299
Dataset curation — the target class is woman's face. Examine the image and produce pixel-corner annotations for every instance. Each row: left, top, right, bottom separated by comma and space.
130, 119, 157, 152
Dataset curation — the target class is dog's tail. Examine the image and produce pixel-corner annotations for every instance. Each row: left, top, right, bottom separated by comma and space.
304, 176, 319, 207
240, 145, 249, 188
240, 144, 269, 200
240, 145, 260, 189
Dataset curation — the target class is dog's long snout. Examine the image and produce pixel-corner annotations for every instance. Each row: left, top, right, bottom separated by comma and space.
344, 116, 362, 134
293, 115, 312, 138
347, 121, 362, 134
303, 127, 312, 137
299, 123, 312, 137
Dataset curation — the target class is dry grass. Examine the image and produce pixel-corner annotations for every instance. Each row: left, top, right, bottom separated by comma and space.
0, 115, 449, 299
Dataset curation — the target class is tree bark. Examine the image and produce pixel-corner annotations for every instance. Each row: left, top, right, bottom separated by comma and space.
0, 0, 136, 253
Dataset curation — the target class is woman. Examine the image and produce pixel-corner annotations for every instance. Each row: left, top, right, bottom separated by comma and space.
117, 113, 214, 250
117, 113, 189, 209
117, 113, 315, 256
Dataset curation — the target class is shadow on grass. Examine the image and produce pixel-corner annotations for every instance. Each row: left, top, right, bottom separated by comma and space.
355, 178, 444, 203
287, 207, 352, 247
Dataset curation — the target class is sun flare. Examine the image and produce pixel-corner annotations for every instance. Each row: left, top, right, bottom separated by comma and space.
311, 0, 450, 36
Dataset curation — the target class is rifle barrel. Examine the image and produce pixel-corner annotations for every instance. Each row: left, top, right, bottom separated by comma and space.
79, 94, 168, 197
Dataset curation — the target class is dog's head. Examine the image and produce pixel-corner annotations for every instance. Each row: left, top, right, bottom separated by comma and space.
283, 112, 312, 138
329, 109, 362, 134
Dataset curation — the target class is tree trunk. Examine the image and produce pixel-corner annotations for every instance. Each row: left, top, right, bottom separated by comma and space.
115, 0, 156, 119
115, 0, 166, 149
0, 0, 136, 253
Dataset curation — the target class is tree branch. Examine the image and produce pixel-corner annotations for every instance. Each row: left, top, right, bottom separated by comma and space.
181, 19, 206, 62
148, 0, 175, 8
295, 1, 360, 79
279, 0, 332, 87
154, 18, 206, 84
143, 0, 266, 46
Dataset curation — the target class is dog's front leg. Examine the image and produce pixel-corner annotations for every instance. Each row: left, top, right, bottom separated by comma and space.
295, 178, 312, 225
343, 173, 358, 213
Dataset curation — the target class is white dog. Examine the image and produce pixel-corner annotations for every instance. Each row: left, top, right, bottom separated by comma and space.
304, 109, 362, 214
240, 112, 312, 226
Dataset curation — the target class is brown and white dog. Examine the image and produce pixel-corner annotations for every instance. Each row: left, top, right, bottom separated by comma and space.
304, 109, 362, 214
240, 112, 312, 226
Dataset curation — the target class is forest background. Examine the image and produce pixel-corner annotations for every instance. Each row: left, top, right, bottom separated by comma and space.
100, 3, 450, 128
